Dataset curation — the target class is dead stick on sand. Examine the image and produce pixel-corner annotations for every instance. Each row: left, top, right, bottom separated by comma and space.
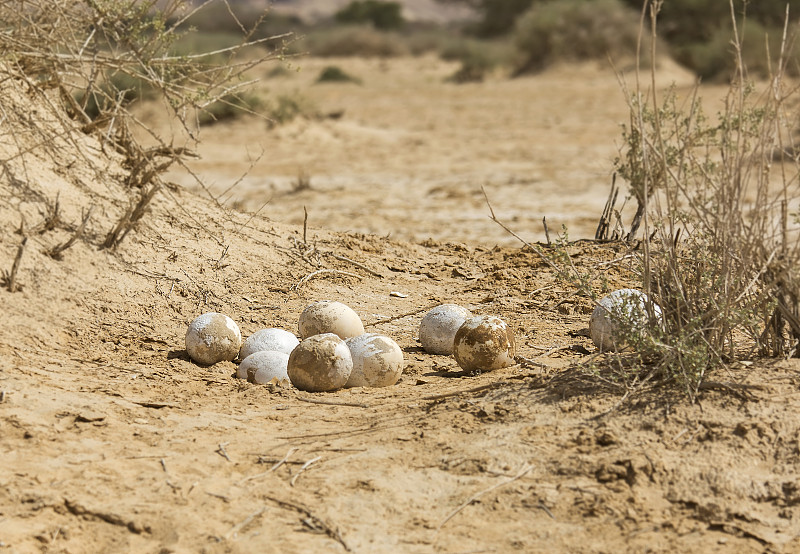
290, 455, 322, 487
263, 495, 351, 552
292, 269, 362, 291
5, 236, 27, 292
329, 253, 384, 278
224, 507, 266, 540
422, 383, 505, 401
297, 396, 369, 408
240, 447, 299, 484
216, 442, 233, 462
437, 464, 533, 533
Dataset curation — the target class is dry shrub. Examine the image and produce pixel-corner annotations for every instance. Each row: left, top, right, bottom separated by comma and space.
611, 1, 800, 398
0, 0, 291, 248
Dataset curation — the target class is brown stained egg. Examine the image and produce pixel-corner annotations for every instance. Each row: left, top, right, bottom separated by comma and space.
239, 328, 300, 360
298, 300, 365, 340
287, 333, 353, 392
453, 315, 516, 372
419, 304, 473, 355
185, 312, 242, 365
345, 333, 404, 388
237, 350, 290, 384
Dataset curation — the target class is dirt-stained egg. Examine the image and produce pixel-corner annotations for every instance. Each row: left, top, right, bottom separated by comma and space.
185, 312, 242, 365
419, 304, 473, 355
237, 350, 290, 384
453, 315, 516, 372
239, 328, 300, 360
590, 289, 662, 352
287, 333, 353, 392
345, 333, 404, 388
298, 300, 365, 340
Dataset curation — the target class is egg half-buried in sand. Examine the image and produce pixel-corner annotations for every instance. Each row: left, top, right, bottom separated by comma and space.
237, 350, 290, 384
418, 304, 473, 355
589, 288, 662, 352
453, 315, 516, 372
298, 300, 365, 340
345, 333, 404, 388
185, 312, 242, 365
287, 333, 353, 392
239, 328, 300, 360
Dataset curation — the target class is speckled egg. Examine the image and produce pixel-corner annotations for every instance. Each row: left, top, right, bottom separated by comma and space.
239, 328, 300, 360
345, 333, 404, 388
287, 333, 353, 392
590, 289, 662, 352
185, 312, 242, 366
453, 315, 516, 372
237, 350, 290, 384
419, 304, 473, 355
298, 300, 365, 340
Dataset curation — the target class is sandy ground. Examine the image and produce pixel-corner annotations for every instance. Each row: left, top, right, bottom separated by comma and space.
163, 55, 698, 246
2, 55, 800, 554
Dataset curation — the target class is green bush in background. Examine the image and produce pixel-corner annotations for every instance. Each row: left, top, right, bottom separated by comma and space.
335, 1, 405, 30
512, 0, 647, 75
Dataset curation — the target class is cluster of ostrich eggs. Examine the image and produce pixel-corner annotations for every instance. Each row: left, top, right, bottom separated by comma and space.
185, 300, 404, 392
419, 304, 516, 372
589, 288, 662, 352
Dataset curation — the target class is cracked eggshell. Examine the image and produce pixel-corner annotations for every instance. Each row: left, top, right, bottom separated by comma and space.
185, 312, 242, 365
345, 333, 404, 388
590, 288, 662, 352
298, 300, 365, 340
239, 328, 300, 360
419, 304, 473, 355
287, 333, 353, 392
453, 315, 516, 372
237, 350, 290, 384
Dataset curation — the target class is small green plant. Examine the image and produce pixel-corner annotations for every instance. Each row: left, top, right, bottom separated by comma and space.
265, 93, 319, 128
316, 66, 362, 84
335, 1, 405, 30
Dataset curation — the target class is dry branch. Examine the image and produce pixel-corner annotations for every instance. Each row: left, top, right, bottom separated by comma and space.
47, 206, 93, 260
3, 237, 27, 293
262, 495, 351, 552
437, 464, 533, 532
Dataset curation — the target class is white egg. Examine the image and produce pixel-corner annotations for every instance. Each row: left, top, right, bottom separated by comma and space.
590, 289, 662, 352
239, 328, 300, 360
453, 315, 516, 372
287, 333, 353, 392
419, 304, 473, 355
185, 312, 242, 365
298, 300, 365, 340
237, 350, 290, 384
345, 333, 404, 388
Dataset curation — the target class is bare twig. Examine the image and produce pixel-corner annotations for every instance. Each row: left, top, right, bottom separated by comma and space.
290, 455, 322, 487
216, 442, 233, 462
262, 495, 351, 552
329, 253, 384, 278
291, 269, 362, 291
3, 237, 27, 292
47, 206, 93, 260
297, 396, 369, 408
423, 382, 506, 401
224, 507, 266, 541
437, 464, 533, 532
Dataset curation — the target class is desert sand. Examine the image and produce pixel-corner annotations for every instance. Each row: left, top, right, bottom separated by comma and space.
2, 54, 799, 554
